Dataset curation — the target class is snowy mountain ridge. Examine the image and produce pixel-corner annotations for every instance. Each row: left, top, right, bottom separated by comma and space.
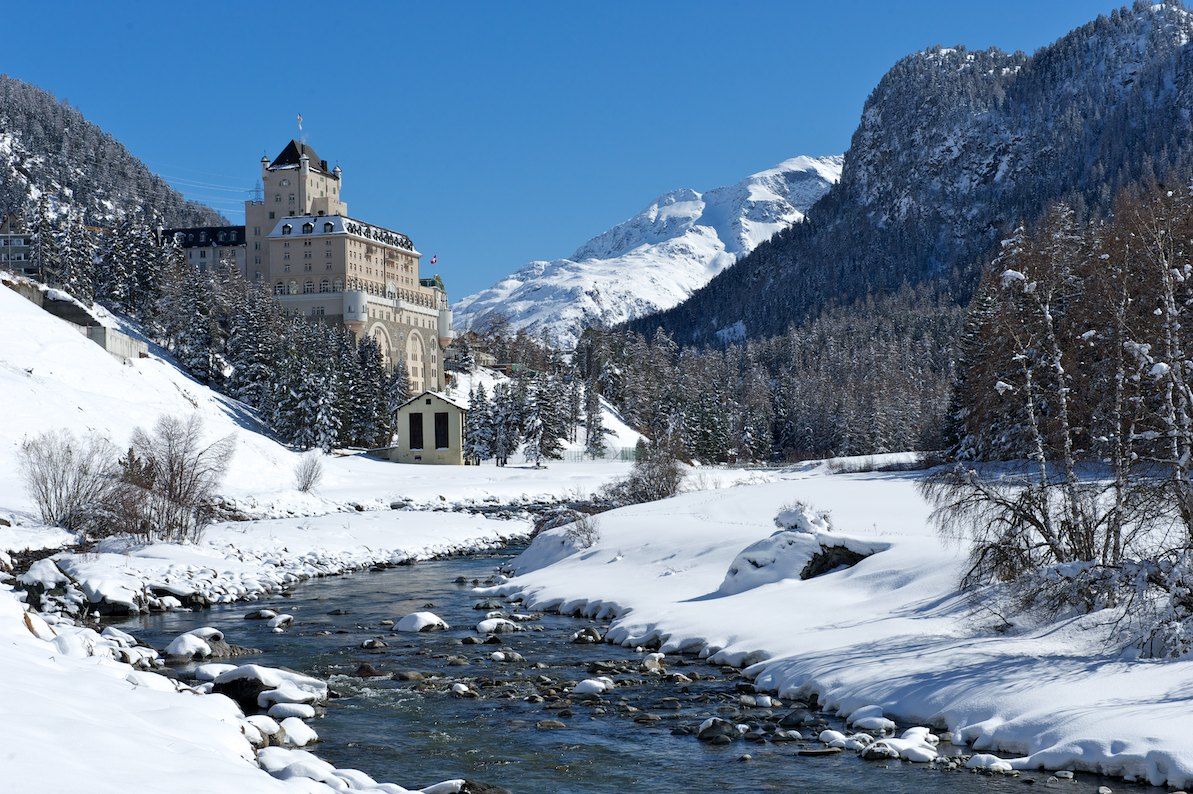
453, 155, 842, 347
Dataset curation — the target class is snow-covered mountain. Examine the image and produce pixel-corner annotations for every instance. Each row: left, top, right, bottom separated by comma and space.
0, 75, 222, 226
634, 2, 1193, 343
452, 155, 842, 347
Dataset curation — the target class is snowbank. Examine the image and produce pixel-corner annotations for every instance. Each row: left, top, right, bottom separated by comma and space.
487, 466, 1193, 788
43, 509, 533, 617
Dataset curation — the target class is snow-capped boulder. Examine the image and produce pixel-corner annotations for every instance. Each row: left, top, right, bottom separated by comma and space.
268, 702, 316, 720
278, 717, 318, 747
572, 676, 615, 695
476, 617, 519, 635
164, 631, 212, 662
718, 504, 887, 596
211, 664, 327, 713
395, 611, 449, 633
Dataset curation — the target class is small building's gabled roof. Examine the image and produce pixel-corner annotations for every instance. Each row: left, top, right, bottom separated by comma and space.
269, 139, 337, 177
397, 390, 468, 412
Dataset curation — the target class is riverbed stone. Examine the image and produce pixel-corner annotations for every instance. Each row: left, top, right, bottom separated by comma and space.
536, 719, 567, 730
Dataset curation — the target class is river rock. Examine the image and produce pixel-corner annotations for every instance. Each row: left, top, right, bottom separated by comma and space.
360, 638, 388, 650
354, 663, 384, 678
244, 609, 277, 620
571, 627, 602, 644
697, 717, 740, 743
393, 671, 425, 681
536, 719, 566, 730
779, 708, 816, 728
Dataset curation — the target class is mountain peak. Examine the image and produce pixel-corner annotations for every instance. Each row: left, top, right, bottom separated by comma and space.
453, 155, 841, 347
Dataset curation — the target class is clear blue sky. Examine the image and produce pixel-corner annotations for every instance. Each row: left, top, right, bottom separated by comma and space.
8, 1, 1125, 297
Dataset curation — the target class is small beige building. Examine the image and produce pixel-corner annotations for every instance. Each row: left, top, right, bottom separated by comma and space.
389, 391, 466, 465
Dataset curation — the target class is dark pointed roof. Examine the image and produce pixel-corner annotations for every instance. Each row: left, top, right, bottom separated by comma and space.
268, 139, 337, 178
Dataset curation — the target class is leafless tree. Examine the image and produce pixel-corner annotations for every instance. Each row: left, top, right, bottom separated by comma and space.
294, 452, 324, 493
17, 429, 118, 542
111, 415, 235, 544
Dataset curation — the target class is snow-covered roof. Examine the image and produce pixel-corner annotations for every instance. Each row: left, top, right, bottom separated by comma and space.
397, 390, 467, 412
268, 214, 417, 253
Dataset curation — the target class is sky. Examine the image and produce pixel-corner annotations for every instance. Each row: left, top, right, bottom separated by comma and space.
6, 1, 1128, 297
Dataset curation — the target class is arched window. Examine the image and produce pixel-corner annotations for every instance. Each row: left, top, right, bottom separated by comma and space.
302, 222, 314, 234
319, 279, 330, 293
303, 280, 314, 294
281, 224, 292, 235
324, 221, 334, 233
288, 280, 298, 295
333, 278, 342, 291
274, 281, 285, 295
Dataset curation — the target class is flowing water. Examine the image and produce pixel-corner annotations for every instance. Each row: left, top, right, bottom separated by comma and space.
110, 547, 1149, 793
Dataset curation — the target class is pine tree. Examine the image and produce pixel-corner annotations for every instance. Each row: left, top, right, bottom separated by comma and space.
30, 197, 63, 286
463, 383, 494, 464
583, 379, 611, 459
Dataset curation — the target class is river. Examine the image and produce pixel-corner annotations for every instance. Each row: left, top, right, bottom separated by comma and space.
110, 546, 1145, 793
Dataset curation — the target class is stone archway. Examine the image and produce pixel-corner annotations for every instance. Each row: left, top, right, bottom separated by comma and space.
406, 330, 426, 392
368, 322, 393, 368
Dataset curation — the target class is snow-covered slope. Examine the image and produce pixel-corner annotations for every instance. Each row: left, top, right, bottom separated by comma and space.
452, 156, 842, 347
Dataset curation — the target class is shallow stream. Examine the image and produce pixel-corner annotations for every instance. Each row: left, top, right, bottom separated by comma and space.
111, 547, 1151, 793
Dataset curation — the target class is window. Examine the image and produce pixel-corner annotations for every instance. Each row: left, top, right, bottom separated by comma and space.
274, 194, 281, 203
303, 280, 314, 294
275, 282, 285, 295
333, 278, 342, 291
289, 280, 298, 295
282, 224, 292, 235
288, 193, 295, 202
254, 256, 261, 265
434, 412, 449, 449
199, 250, 207, 259
269, 212, 275, 219
319, 279, 330, 293
324, 222, 334, 233
408, 413, 424, 450
254, 241, 260, 250
302, 222, 313, 234
253, 226, 260, 235
313, 306, 325, 317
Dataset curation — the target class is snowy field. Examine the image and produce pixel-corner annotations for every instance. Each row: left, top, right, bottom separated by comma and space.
492, 463, 1193, 788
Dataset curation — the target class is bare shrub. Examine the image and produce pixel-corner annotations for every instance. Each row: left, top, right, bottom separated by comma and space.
108, 415, 235, 544
17, 429, 118, 540
294, 453, 324, 493
603, 439, 686, 506
563, 513, 601, 549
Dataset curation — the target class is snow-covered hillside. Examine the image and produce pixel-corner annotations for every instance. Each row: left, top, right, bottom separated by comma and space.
452, 155, 842, 347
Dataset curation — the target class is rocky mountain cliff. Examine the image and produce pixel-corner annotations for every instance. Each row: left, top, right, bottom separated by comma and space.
631, 1, 1193, 343
0, 74, 222, 226
453, 155, 841, 347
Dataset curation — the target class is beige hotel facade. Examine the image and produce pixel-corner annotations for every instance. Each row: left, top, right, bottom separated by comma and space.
238, 139, 452, 392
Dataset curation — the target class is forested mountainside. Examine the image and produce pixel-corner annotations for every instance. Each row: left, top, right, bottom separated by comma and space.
630, 1, 1193, 344
453, 156, 841, 348
0, 74, 222, 226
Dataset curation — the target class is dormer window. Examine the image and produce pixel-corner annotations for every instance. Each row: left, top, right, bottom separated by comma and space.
282, 224, 292, 235
302, 222, 314, 234
324, 222, 334, 233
